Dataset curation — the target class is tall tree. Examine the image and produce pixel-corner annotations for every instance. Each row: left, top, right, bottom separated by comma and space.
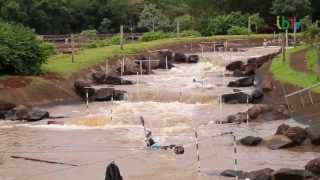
271, 0, 311, 17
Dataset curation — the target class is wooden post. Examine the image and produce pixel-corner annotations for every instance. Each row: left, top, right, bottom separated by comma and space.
120, 25, 124, 50
71, 34, 75, 63
285, 29, 289, 48
148, 56, 151, 74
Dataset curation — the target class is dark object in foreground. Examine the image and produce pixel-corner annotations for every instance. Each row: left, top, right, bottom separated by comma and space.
239, 136, 263, 146
105, 161, 123, 180
11, 156, 78, 166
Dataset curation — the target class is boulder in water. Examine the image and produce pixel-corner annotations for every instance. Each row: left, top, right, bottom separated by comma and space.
26, 109, 50, 121
306, 158, 320, 175
306, 126, 320, 145
265, 135, 293, 150
187, 55, 199, 63
226, 112, 248, 123
74, 80, 95, 99
174, 53, 187, 63
239, 136, 263, 146
284, 127, 307, 146
275, 124, 290, 135
226, 61, 244, 71
245, 168, 274, 180
94, 88, 114, 101
273, 168, 306, 180
222, 92, 251, 104
221, 169, 247, 178
228, 76, 254, 87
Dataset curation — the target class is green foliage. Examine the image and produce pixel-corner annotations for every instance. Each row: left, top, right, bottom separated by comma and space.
303, 22, 320, 44
271, 0, 311, 16
98, 18, 112, 33
81, 29, 97, 39
140, 31, 172, 42
207, 12, 249, 35
174, 14, 194, 31
250, 13, 265, 33
39, 41, 57, 57
109, 35, 122, 45
307, 47, 319, 73
138, 4, 172, 32
180, 30, 201, 37
227, 26, 248, 35
0, 21, 48, 75
301, 16, 313, 31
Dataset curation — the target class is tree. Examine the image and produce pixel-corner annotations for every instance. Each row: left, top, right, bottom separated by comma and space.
0, 21, 49, 75
98, 18, 112, 33
271, 0, 311, 17
138, 4, 171, 32
250, 13, 265, 33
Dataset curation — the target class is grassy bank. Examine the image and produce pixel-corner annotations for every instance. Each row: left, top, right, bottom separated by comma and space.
271, 46, 320, 92
307, 47, 319, 73
43, 34, 274, 78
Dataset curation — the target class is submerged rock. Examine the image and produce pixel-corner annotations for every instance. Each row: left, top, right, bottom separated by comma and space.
239, 136, 263, 146
284, 127, 307, 146
226, 61, 244, 71
306, 126, 320, 145
74, 80, 95, 99
174, 53, 187, 63
221, 169, 246, 178
273, 168, 306, 180
187, 55, 199, 63
246, 168, 274, 180
94, 88, 114, 101
228, 76, 254, 87
222, 92, 251, 104
275, 124, 291, 135
306, 158, 320, 175
265, 135, 293, 150
26, 109, 50, 121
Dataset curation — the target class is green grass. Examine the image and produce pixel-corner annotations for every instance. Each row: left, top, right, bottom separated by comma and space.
306, 47, 318, 73
271, 45, 320, 93
43, 34, 274, 78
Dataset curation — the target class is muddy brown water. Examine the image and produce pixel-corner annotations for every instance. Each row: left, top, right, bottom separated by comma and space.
0, 47, 319, 180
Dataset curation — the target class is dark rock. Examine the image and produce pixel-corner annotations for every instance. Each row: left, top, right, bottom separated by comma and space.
227, 112, 248, 123
0, 111, 5, 119
174, 53, 187, 63
94, 88, 114, 101
248, 105, 264, 119
243, 64, 256, 76
113, 90, 127, 101
275, 124, 291, 135
74, 80, 95, 99
0, 101, 16, 111
284, 127, 307, 146
5, 105, 29, 120
273, 168, 306, 180
92, 72, 106, 84
228, 76, 254, 87
226, 61, 244, 71
247, 57, 258, 66
265, 135, 293, 150
26, 109, 50, 121
240, 136, 263, 146
246, 168, 274, 180
221, 169, 246, 178
251, 89, 264, 104
174, 146, 184, 155
233, 70, 245, 77
104, 76, 133, 85
306, 158, 320, 175
158, 50, 174, 69
222, 92, 251, 104
187, 55, 199, 63
118, 61, 146, 75
306, 126, 320, 145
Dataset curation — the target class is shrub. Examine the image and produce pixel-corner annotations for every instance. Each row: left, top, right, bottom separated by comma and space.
227, 26, 248, 35
175, 15, 194, 31
207, 12, 250, 35
80, 29, 97, 39
140, 31, 172, 42
180, 30, 201, 37
109, 35, 122, 45
0, 21, 49, 75
39, 41, 57, 57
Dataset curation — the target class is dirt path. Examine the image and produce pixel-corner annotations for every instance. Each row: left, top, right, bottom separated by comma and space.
290, 48, 311, 73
